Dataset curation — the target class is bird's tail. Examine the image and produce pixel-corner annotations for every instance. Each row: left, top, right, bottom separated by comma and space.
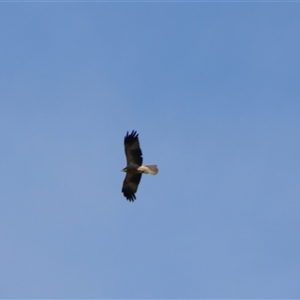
138, 165, 159, 175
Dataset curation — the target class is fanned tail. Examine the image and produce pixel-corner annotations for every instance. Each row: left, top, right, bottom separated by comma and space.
138, 165, 159, 175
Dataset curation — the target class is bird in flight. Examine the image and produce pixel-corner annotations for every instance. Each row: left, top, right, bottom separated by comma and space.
121, 130, 158, 201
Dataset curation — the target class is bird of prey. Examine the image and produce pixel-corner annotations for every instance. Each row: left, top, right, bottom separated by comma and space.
121, 130, 158, 201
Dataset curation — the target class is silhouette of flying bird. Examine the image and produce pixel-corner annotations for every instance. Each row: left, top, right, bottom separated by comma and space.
121, 130, 158, 201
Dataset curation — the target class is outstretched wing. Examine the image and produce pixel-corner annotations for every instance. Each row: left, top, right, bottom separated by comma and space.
122, 171, 142, 201
124, 130, 143, 166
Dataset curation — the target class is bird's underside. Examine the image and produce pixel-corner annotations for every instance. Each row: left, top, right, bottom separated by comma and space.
121, 130, 158, 202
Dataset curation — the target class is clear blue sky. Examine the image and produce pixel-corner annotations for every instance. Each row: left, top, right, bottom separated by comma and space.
1, 2, 300, 298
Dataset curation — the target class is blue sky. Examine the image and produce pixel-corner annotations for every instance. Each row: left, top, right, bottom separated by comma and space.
1, 2, 300, 298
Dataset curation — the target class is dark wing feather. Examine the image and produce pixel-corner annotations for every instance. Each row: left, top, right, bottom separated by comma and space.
122, 171, 142, 201
124, 130, 143, 166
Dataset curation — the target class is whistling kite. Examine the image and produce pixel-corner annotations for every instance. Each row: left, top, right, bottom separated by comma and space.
121, 130, 158, 201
